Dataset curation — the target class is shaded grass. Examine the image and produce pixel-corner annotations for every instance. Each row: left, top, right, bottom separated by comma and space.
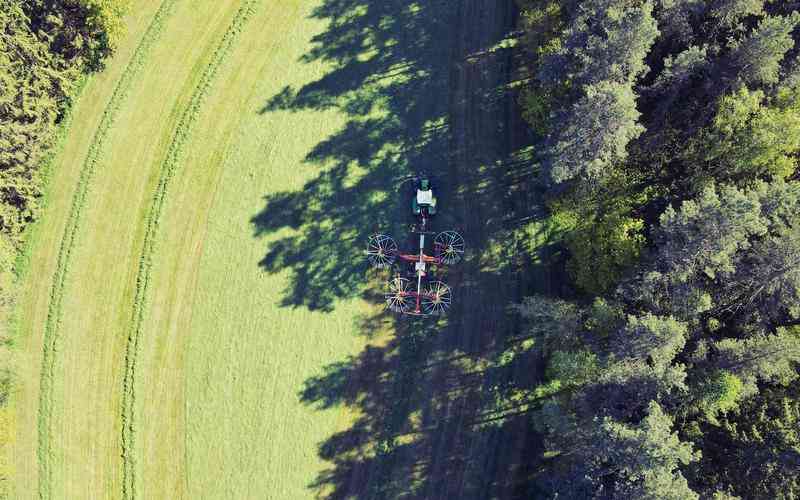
248, 0, 568, 497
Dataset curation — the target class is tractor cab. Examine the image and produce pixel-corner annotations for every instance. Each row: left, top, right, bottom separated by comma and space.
412, 178, 437, 216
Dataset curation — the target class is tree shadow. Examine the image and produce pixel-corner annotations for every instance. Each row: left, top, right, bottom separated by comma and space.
251, 0, 563, 497
252, 0, 454, 310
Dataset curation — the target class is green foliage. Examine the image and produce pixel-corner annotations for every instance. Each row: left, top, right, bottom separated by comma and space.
517, 86, 553, 136
538, 0, 659, 87
544, 81, 646, 184
600, 402, 699, 500
617, 314, 688, 368
562, 206, 644, 295
627, 181, 800, 323
709, 0, 765, 29
649, 45, 708, 98
520, 0, 658, 185
698, 86, 800, 183
691, 384, 800, 498
548, 169, 649, 295
537, 0, 658, 184
584, 297, 625, 338
515, 0, 564, 136
0, 0, 74, 242
515, 295, 583, 355
77, 0, 131, 49
520, 179, 800, 495
545, 349, 598, 388
0, 0, 128, 284
695, 370, 744, 422
23, 0, 131, 70
712, 330, 800, 395
515, 0, 563, 64
521, 298, 694, 495
536, 398, 699, 498
729, 12, 800, 87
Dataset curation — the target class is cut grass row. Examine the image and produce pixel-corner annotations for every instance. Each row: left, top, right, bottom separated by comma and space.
179, 2, 380, 494
119, 1, 259, 498
123, 2, 318, 495
35, 2, 178, 498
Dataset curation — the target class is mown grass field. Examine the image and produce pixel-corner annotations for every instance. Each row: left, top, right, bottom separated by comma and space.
9, 0, 554, 498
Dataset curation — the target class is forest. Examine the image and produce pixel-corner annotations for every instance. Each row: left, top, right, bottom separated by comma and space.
515, 0, 800, 498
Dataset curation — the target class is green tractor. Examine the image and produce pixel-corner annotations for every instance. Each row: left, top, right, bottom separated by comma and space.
412, 177, 437, 222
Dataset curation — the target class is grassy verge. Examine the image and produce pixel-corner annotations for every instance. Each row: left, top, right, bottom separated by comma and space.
35, 2, 177, 497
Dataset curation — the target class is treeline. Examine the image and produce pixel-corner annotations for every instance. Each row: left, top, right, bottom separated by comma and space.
515, 1, 800, 498
0, 0, 128, 273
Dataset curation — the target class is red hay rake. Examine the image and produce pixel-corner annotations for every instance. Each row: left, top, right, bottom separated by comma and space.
367, 229, 464, 316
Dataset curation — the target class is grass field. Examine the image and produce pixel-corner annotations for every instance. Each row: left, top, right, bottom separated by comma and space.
9, 0, 559, 498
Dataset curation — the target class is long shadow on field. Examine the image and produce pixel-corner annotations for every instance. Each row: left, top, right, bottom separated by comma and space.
252, 0, 566, 497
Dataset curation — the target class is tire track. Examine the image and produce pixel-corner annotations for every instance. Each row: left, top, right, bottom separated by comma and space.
36, 2, 178, 498
120, 2, 260, 498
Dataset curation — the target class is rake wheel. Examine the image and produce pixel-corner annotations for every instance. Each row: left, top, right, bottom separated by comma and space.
434, 231, 464, 265
367, 233, 398, 268
422, 281, 451, 315
385, 276, 414, 313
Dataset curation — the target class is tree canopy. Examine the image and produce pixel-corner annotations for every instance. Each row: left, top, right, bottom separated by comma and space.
515, 0, 800, 496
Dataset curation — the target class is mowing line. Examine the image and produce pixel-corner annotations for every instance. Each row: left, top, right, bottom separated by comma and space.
35, 2, 178, 498
120, 2, 261, 498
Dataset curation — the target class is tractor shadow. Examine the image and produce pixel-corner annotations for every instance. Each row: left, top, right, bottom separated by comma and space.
251, 0, 567, 497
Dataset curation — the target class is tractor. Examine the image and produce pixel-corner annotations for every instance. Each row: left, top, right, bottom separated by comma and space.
366, 175, 463, 316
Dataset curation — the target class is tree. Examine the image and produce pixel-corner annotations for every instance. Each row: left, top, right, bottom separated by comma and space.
711, 330, 800, 397
728, 13, 800, 87
654, 0, 704, 45
689, 383, 800, 498
23, 0, 131, 70
693, 370, 744, 422
515, 1, 800, 496
698, 86, 800, 184
539, 0, 659, 87
516, 295, 583, 356
708, 0, 765, 29
647, 45, 709, 118
602, 402, 699, 499
542, 81, 645, 184
626, 184, 767, 319
0, 0, 72, 241
614, 314, 688, 368
535, 0, 658, 186
0, 0, 127, 249
538, 400, 700, 499
624, 181, 800, 326
550, 181, 647, 295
